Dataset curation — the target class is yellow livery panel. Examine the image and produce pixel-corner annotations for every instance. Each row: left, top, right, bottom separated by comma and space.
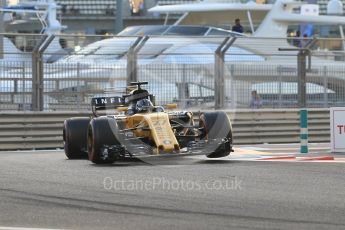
126, 113, 179, 153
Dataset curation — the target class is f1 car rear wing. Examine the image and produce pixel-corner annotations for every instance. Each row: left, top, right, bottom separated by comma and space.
124, 91, 154, 104
91, 96, 125, 116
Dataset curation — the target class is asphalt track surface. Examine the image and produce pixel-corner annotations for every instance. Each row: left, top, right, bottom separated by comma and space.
0, 145, 344, 230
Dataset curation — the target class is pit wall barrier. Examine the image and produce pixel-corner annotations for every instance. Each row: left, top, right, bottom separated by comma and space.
0, 109, 330, 150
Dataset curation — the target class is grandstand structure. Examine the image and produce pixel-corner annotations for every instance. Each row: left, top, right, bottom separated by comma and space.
52, 0, 198, 33
55, 0, 197, 16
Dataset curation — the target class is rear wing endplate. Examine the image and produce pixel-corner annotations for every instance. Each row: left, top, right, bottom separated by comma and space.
91, 96, 125, 116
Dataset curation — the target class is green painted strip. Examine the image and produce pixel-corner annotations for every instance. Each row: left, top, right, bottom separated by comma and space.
300, 109, 308, 154
300, 109, 308, 128
300, 145, 308, 154
300, 134, 308, 139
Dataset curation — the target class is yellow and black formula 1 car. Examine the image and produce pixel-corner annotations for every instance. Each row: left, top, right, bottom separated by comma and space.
63, 82, 233, 164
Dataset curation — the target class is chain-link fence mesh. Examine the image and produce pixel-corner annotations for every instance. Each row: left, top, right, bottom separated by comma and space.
1, 33, 345, 111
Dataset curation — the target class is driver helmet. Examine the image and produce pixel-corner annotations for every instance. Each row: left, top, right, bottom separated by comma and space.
135, 98, 153, 113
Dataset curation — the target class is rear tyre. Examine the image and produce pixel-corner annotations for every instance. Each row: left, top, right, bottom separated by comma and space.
63, 117, 90, 159
199, 112, 232, 158
88, 117, 121, 164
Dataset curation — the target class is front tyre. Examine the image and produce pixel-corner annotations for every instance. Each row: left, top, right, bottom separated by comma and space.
199, 111, 233, 158
88, 117, 121, 164
63, 117, 90, 159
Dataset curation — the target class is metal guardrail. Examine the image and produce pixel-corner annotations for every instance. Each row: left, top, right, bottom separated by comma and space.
0, 109, 330, 150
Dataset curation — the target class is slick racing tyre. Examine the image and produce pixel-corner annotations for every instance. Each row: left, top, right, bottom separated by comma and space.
88, 117, 121, 164
63, 117, 90, 159
199, 111, 233, 158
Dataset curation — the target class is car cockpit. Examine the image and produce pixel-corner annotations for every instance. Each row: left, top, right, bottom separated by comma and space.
125, 82, 165, 115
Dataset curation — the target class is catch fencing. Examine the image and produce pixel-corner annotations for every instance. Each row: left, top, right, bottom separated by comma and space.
1, 33, 345, 111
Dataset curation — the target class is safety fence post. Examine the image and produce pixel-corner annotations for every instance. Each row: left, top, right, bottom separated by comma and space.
31, 35, 55, 111
278, 45, 315, 154
32, 35, 47, 111
214, 37, 236, 109
0, 0, 5, 59
126, 36, 149, 85
115, 0, 123, 33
